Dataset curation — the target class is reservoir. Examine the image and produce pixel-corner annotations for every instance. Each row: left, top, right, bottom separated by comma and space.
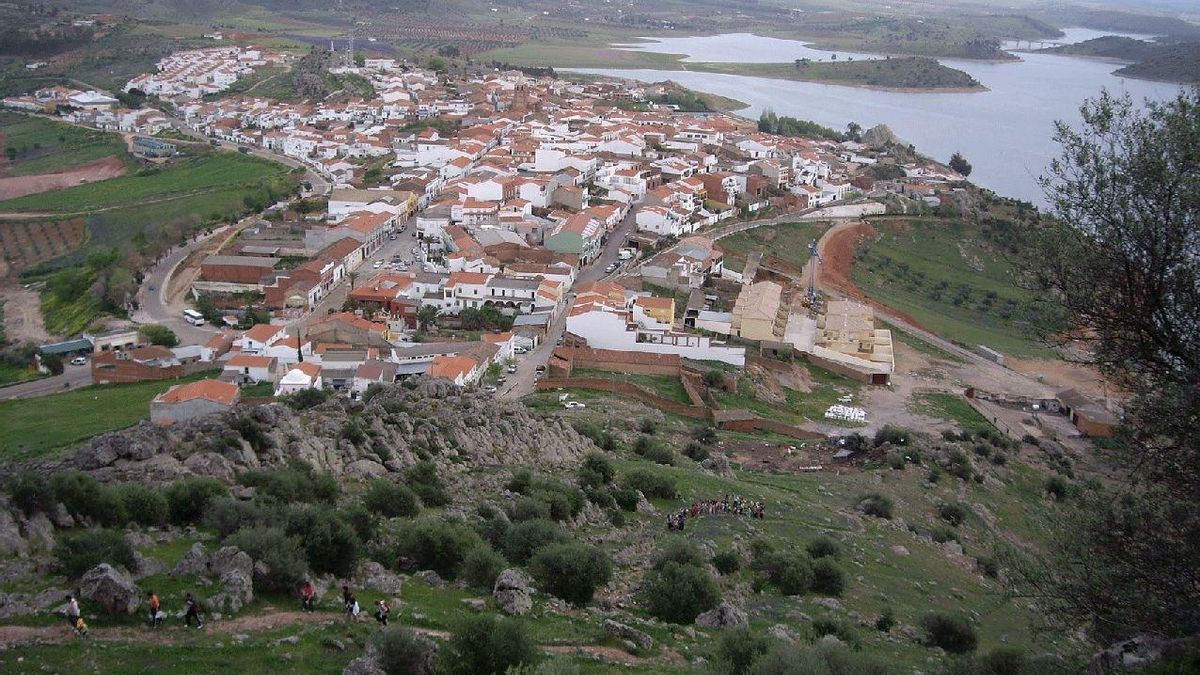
573, 30, 1183, 205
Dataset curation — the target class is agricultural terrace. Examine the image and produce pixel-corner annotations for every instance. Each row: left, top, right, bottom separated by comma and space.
0, 112, 132, 176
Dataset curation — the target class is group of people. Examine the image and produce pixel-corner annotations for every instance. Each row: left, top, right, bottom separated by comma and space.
666, 495, 766, 531
339, 584, 390, 626
60, 590, 203, 638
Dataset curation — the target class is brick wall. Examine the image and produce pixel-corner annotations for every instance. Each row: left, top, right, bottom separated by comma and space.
536, 377, 710, 420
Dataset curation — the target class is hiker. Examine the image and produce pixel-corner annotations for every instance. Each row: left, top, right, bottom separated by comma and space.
300, 580, 316, 612
184, 592, 204, 628
375, 599, 390, 626
342, 585, 353, 609
73, 615, 88, 639
65, 595, 80, 629
148, 591, 162, 628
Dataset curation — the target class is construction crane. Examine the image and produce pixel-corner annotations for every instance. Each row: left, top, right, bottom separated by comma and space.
806, 238, 822, 307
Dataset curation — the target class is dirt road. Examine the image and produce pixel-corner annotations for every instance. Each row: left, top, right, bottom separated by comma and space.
0, 156, 127, 201
0, 281, 51, 343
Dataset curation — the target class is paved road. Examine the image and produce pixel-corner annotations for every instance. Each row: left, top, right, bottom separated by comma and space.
167, 119, 331, 196
0, 362, 92, 400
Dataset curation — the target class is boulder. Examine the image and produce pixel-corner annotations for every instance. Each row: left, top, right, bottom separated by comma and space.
131, 551, 166, 580
22, 512, 55, 552
413, 570, 445, 588
80, 563, 141, 614
604, 619, 654, 650
696, 601, 748, 629
173, 543, 210, 576
0, 508, 27, 557
358, 561, 404, 595
890, 545, 910, 557
701, 454, 736, 478
768, 624, 800, 643
210, 569, 254, 614
209, 546, 253, 579
493, 568, 533, 616
1088, 635, 1200, 674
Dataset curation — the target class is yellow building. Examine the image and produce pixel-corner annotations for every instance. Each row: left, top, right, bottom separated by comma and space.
634, 295, 676, 324
731, 281, 787, 340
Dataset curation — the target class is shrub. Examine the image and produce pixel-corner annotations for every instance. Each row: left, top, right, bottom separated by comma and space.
166, 477, 229, 525
683, 441, 710, 462
811, 617, 860, 646
762, 551, 813, 595
474, 508, 511, 548
712, 550, 742, 575
341, 503, 379, 544
115, 483, 169, 527
506, 470, 533, 494
939, 502, 970, 527
1045, 475, 1071, 501
693, 425, 717, 445
975, 556, 1000, 579
528, 543, 613, 606
931, 526, 959, 544
622, 469, 676, 500
875, 607, 896, 632
639, 418, 657, 434
715, 626, 771, 675
644, 444, 676, 465
633, 435, 658, 456
55, 529, 135, 579
654, 540, 707, 571
442, 615, 537, 675
856, 493, 894, 519
49, 471, 116, 524
641, 561, 720, 624
577, 452, 614, 489
202, 497, 271, 538
502, 519, 568, 564
6, 472, 54, 515
225, 526, 308, 592
887, 450, 906, 470
461, 545, 506, 591
281, 387, 331, 411
991, 452, 1008, 466
407, 461, 449, 506
612, 486, 640, 512
373, 627, 437, 675
364, 480, 420, 518
137, 324, 178, 347
507, 496, 551, 522
749, 641, 890, 675
284, 507, 362, 577
239, 467, 338, 505
921, 612, 978, 653
572, 420, 616, 451
806, 536, 841, 560
395, 518, 483, 579
811, 558, 846, 596
528, 480, 585, 522
873, 425, 911, 447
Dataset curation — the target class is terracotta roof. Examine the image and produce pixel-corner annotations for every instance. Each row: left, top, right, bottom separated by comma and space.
243, 323, 285, 344
227, 354, 277, 368
155, 379, 239, 406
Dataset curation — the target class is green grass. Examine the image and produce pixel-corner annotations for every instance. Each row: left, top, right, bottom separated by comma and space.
0, 371, 217, 459
240, 381, 276, 398
910, 393, 993, 434
717, 221, 829, 275
0, 113, 132, 177
572, 368, 692, 405
0, 151, 289, 214
882, 320, 965, 363
714, 361, 861, 427
851, 218, 1056, 358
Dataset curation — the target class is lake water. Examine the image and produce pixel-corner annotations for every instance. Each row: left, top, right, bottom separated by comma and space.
573, 29, 1183, 205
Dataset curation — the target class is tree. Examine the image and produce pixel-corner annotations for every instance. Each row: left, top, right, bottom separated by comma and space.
528, 543, 613, 606
948, 151, 973, 177
846, 121, 862, 141
138, 324, 178, 347
640, 561, 720, 624
417, 305, 439, 332
1021, 89, 1200, 644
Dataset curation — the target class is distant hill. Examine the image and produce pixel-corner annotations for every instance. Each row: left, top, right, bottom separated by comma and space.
1040, 37, 1200, 84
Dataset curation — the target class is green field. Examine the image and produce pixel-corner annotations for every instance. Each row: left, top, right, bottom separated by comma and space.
851, 218, 1055, 358
573, 367, 692, 405
716, 221, 829, 274
910, 392, 993, 434
0, 371, 216, 459
713, 361, 863, 427
0, 113, 132, 177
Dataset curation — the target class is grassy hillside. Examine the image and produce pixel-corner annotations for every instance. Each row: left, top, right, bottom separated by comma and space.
850, 218, 1055, 358
0, 113, 132, 177
716, 221, 829, 275
692, 58, 983, 90
1041, 37, 1200, 85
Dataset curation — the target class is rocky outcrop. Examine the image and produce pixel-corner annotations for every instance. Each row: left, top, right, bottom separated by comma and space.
358, 561, 403, 595
80, 563, 141, 614
1088, 635, 1200, 674
493, 568, 534, 616
49, 379, 592, 486
604, 619, 654, 649
862, 124, 903, 149
170, 543, 254, 613
211, 568, 253, 613
0, 501, 56, 558
696, 601, 748, 629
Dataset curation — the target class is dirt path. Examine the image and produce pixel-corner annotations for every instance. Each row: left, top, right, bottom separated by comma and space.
0, 156, 128, 201
0, 281, 51, 342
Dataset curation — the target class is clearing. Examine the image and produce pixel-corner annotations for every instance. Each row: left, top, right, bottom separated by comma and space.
0, 156, 128, 201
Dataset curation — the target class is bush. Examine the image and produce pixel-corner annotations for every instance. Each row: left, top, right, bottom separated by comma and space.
811, 558, 846, 596
461, 545, 506, 590
633, 435, 657, 456
1045, 475, 1071, 501
811, 617, 860, 646
166, 477, 229, 525
873, 425, 911, 447
239, 467, 339, 505
875, 607, 896, 633
407, 460, 449, 506
49, 471, 116, 524
55, 529, 135, 579
749, 641, 891, 675
921, 612, 978, 653
939, 502, 970, 527
202, 497, 271, 538
931, 526, 959, 544
114, 483, 169, 527
639, 418, 657, 434
442, 615, 537, 675
225, 526, 308, 592
641, 561, 720, 624
373, 627, 437, 675
715, 626, 772, 675
284, 507, 362, 577
577, 452, 614, 489
281, 387, 331, 411
887, 450, 906, 470
712, 550, 742, 575
612, 487, 639, 512
506, 470, 533, 494
6, 472, 54, 515
622, 469, 676, 500
644, 444, 676, 465
137, 324, 178, 347
507, 496, 551, 523
856, 493, 894, 519
395, 518, 483, 579
528, 543, 613, 606
341, 503, 379, 544
502, 519, 568, 564
806, 536, 841, 560
683, 441, 710, 462
976, 555, 1000, 579
364, 480, 420, 518
967, 647, 1029, 675
654, 540, 707, 571
761, 551, 813, 595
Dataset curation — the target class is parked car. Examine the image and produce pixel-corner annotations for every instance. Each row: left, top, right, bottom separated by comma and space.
506, 365, 518, 374
563, 401, 586, 409
70, 356, 89, 366
514, 346, 528, 354
373, 261, 383, 268
605, 263, 619, 273
483, 385, 497, 394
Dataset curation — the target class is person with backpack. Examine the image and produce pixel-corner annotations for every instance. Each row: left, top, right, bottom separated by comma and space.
374, 599, 390, 626
148, 591, 162, 628
184, 592, 204, 628
64, 595, 80, 629
300, 580, 316, 612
